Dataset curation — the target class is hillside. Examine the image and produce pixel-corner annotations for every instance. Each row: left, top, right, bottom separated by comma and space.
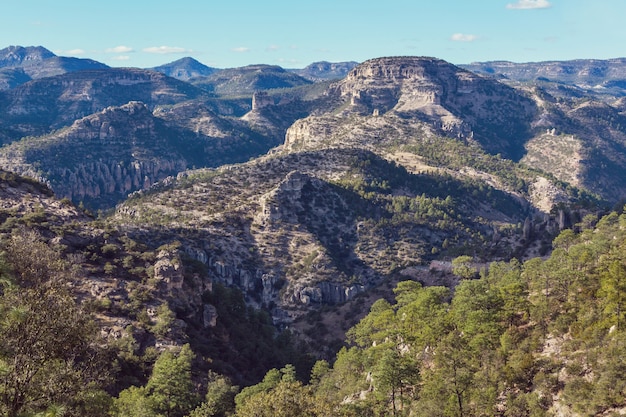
190, 64, 313, 97
0, 100, 280, 209
111, 146, 581, 325
151, 57, 218, 81
0, 45, 109, 89
0, 48, 625, 416
0, 67, 210, 144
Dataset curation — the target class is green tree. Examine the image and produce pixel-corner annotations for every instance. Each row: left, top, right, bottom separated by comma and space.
452, 256, 477, 280
189, 371, 238, 417
111, 386, 156, 417
599, 259, 626, 330
0, 230, 110, 417
145, 344, 198, 417
372, 347, 419, 417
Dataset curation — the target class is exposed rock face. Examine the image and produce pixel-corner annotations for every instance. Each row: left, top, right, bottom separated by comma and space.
256, 171, 310, 226
0, 102, 191, 207
285, 57, 537, 160
203, 304, 218, 328
0, 68, 208, 142
252, 91, 274, 110
154, 249, 185, 292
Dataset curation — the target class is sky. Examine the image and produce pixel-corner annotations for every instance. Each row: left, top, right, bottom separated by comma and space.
1, 0, 625, 69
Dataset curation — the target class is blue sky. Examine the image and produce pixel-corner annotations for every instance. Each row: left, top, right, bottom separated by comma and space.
1, 0, 625, 69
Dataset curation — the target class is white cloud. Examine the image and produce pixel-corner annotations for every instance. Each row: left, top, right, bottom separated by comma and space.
450, 33, 478, 42
266, 45, 280, 52
143, 46, 191, 54
106, 45, 134, 54
112, 55, 131, 61
506, 0, 551, 10
232, 47, 250, 53
65, 49, 86, 55
276, 58, 300, 65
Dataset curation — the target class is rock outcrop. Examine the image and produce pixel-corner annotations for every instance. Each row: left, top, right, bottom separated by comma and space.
286, 57, 537, 160
0, 102, 191, 207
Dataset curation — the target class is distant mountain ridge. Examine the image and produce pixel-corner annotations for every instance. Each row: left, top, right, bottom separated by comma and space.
151, 57, 218, 81
0, 45, 109, 88
290, 61, 359, 81
1, 46, 626, 208
0, 45, 56, 66
189, 64, 313, 96
461, 58, 626, 85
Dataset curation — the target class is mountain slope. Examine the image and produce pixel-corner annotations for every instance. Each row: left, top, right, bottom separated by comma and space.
151, 57, 218, 81
0, 45, 109, 88
0, 67, 209, 144
284, 56, 537, 161
191, 64, 313, 97
111, 146, 573, 324
0, 101, 279, 208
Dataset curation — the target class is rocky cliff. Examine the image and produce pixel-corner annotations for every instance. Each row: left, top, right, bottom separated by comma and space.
112, 146, 572, 323
285, 57, 537, 160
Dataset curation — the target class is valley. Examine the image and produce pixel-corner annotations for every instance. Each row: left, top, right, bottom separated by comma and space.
0, 45, 625, 416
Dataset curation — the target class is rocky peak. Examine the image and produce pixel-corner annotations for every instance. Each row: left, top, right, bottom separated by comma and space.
151, 57, 217, 81
255, 171, 313, 227
0, 45, 55, 67
336, 56, 490, 114
286, 56, 537, 160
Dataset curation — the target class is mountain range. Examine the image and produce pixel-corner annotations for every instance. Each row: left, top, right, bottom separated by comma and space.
1, 45, 626, 408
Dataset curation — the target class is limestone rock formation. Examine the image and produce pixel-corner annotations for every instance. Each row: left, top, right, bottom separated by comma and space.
285, 56, 537, 160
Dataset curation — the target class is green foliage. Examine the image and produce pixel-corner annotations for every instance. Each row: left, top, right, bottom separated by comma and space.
196, 283, 314, 385
146, 344, 198, 417
0, 229, 111, 417
113, 344, 199, 417
451, 255, 477, 280
188, 371, 238, 417
152, 303, 176, 337
299, 209, 626, 416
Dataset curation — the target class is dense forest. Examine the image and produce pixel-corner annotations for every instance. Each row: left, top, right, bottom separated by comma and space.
2, 207, 626, 416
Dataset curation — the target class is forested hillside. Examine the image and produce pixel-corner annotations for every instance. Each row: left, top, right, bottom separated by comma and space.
224, 208, 626, 417
2, 190, 626, 415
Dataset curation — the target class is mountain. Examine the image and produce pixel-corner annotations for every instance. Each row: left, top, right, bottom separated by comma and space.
285, 56, 537, 160
290, 61, 359, 81
0, 100, 283, 209
280, 56, 626, 203
112, 146, 560, 326
0, 67, 209, 144
0, 67, 31, 90
151, 57, 218, 81
105, 57, 604, 326
0, 45, 109, 89
461, 58, 626, 100
0, 45, 56, 66
191, 64, 313, 96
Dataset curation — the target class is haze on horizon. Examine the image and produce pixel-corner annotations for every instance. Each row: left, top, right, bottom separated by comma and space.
1, 0, 625, 69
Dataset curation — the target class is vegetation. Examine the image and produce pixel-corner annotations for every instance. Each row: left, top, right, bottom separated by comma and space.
227, 207, 626, 416
0, 229, 110, 417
